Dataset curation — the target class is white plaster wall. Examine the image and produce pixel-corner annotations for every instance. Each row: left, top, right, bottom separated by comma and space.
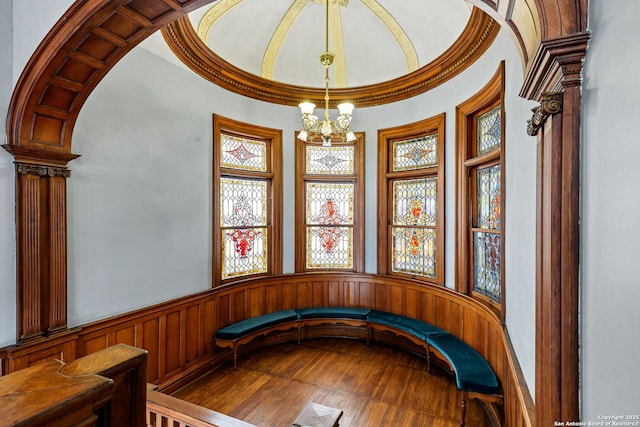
69, 47, 301, 325
0, 0, 16, 347
581, 0, 640, 418
11, 0, 75, 84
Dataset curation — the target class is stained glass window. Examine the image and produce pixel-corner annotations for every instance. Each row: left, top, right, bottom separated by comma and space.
379, 115, 444, 283
455, 66, 504, 309
221, 134, 267, 172
391, 227, 436, 277
213, 116, 281, 285
306, 183, 354, 224
297, 134, 362, 272
307, 227, 353, 269
220, 178, 268, 279
476, 165, 501, 230
390, 178, 437, 278
392, 134, 438, 171
472, 164, 501, 301
477, 105, 501, 155
473, 232, 501, 302
305, 182, 354, 269
220, 178, 267, 226
392, 178, 437, 227
306, 146, 354, 175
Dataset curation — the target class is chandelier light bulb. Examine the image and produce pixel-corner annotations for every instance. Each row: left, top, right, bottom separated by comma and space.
299, 102, 316, 115
337, 102, 354, 116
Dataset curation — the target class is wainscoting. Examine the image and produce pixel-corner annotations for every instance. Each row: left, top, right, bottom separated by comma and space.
0, 273, 534, 426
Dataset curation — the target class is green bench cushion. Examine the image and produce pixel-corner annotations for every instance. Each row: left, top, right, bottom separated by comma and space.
427, 333, 499, 394
296, 307, 371, 320
215, 309, 298, 340
367, 310, 447, 341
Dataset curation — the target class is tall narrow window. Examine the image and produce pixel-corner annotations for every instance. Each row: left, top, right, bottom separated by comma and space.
213, 115, 282, 285
295, 135, 364, 272
378, 114, 445, 285
456, 62, 505, 315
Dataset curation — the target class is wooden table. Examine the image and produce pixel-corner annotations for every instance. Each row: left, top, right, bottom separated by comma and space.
292, 402, 343, 427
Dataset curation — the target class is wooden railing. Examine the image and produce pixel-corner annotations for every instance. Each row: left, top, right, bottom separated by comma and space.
147, 385, 256, 427
0, 273, 534, 426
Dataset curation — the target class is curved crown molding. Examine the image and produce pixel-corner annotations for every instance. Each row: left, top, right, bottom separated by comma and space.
161, 8, 499, 108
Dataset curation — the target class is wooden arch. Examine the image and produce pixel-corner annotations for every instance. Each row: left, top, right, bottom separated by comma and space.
2, 0, 589, 426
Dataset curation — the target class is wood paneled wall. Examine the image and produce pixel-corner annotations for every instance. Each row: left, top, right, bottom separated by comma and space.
0, 273, 534, 426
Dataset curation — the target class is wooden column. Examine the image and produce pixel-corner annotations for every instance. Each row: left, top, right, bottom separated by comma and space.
522, 33, 589, 425
3, 146, 79, 342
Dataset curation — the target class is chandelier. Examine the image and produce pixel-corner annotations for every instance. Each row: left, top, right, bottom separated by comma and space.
297, 0, 355, 147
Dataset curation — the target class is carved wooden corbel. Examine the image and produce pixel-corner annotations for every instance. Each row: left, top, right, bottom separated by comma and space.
527, 92, 563, 136
16, 164, 71, 178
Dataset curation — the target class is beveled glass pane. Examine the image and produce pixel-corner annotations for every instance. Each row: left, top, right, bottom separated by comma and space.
222, 227, 268, 279
220, 134, 267, 172
306, 145, 354, 174
306, 226, 353, 269
477, 105, 501, 155
473, 231, 501, 302
476, 165, 501, 230
392, 134, 438, 171
220, 178, 267, 227
391, 227, 436, 278
392, 178, 437, 226
306, 182, 354, 225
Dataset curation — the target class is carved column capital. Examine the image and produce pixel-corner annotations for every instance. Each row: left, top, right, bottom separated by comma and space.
527, 92, 564, 136
17, 164, 71, 178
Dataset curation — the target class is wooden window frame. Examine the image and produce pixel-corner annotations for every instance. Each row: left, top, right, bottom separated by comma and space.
377, 114, 446, 285
294, 133, 365, 273
213, 115, 282, 286
455, 62, 505, 319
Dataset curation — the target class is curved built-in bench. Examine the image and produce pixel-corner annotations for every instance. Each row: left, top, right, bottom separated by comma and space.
214, 307, 502, 426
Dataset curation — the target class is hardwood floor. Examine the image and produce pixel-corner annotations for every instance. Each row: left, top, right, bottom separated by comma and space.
172, 338, 492, 426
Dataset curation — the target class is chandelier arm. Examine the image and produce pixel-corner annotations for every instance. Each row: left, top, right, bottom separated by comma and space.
301, 114, 320, 132
334, 113, 352, 131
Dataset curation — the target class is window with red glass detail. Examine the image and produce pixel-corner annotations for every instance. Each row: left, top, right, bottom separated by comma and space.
378, 114, 445, 285
295, 134, 364, 272
213, 115, 282, 286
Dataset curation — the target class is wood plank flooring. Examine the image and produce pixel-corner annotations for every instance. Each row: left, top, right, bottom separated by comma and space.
172, 338, 491, 426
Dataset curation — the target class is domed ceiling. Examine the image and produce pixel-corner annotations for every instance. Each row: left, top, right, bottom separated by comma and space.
157, 0, 498, 106
188, 0, 471, 88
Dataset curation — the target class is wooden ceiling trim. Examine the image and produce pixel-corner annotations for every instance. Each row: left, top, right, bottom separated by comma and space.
162, 8, 499, 108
